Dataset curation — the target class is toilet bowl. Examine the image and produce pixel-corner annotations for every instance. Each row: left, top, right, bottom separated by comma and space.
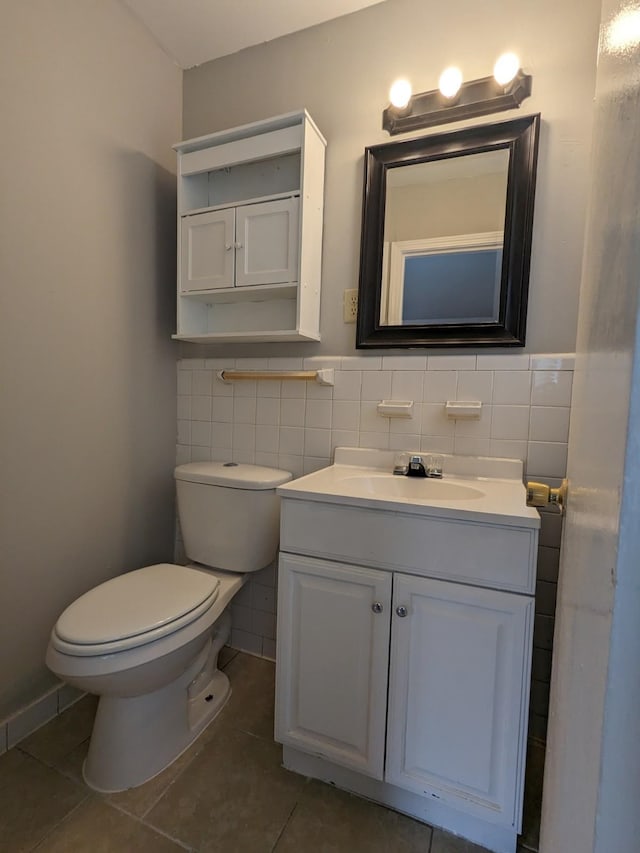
46, 462, 292, 793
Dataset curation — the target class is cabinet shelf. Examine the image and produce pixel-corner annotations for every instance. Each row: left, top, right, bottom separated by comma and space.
172, 329, 320, 344
179, 282, 298, 304
182, 191, 300, 219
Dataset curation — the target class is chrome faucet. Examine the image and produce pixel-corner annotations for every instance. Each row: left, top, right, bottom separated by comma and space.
405, 454, 443, 479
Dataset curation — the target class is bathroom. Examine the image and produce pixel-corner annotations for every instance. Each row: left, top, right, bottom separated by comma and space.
1, 0, 639, 851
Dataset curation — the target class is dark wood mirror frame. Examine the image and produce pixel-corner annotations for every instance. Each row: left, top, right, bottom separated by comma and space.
356, 114, 540, 349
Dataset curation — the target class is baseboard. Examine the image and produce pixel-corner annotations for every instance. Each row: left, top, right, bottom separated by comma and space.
0, 683, 86, 754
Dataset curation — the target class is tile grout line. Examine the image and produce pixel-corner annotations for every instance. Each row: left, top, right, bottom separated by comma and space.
137, 741, 212, 822
269, 802, 299, 853
103, 798, 194, 851
28, 792, 91, 852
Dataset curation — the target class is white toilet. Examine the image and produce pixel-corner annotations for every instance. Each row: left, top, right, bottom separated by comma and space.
46, 461, 292, 793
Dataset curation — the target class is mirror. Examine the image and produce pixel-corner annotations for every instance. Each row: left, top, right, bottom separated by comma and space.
356, 114, 540, 348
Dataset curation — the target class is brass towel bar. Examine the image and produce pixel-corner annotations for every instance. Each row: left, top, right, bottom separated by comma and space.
217, 369, 334, 386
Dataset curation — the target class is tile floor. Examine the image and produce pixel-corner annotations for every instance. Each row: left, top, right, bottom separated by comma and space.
0, 651, 544, 853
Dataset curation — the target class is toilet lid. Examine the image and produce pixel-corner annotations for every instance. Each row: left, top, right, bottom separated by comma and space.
52, 564, 220, 654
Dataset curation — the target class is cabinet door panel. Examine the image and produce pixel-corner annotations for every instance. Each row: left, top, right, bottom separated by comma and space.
236, 197, 299, 286
180, 209, 234, 292
275, 554, 391, 779
386, 574, 533, 828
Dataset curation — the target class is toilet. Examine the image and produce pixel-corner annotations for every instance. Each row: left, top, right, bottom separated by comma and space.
46, 461, 292, 793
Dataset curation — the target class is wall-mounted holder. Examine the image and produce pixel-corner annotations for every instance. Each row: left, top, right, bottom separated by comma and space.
383, 69, 532, 135
445, 401, 482, 420
377, 400, 414, 418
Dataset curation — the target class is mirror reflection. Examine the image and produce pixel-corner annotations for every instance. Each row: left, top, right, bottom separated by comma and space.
381, 150, 509, 326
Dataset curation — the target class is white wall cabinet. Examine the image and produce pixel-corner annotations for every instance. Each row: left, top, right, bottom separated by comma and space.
173, 111, 325, 343
275, 495, 536, 853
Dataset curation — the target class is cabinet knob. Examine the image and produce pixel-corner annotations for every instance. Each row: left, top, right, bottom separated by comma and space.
396, 605, 408, 618
371, 601, 383, 614
225, 243, 233, 251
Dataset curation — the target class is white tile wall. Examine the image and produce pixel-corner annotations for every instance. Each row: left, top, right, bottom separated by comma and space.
176, 353, 574, 734
177, 354, 573, 480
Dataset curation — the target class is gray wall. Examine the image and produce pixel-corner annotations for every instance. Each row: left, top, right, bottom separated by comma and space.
182, 0, 601, 359
0, 0, 182, 718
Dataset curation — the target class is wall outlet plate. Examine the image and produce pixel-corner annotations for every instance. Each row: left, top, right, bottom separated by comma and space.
343, 289, 358, 323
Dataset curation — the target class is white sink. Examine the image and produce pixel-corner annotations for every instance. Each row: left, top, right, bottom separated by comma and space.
278, 447, 540, 527
337, 473, 485, 501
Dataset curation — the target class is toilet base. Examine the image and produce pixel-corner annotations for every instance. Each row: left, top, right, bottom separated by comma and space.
83, 613, 232, 792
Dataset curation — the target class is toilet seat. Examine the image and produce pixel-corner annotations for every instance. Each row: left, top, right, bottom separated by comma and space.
51, 564, 220, 656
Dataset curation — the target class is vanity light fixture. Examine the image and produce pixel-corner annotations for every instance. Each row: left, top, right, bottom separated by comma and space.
383, 54, 532, 135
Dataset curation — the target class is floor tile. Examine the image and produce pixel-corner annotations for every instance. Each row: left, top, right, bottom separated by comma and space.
146, 728, 304, 852
0, 748, 87, 852
218, 644, 239, 669
33, 798, 187, 852
274, 778, 433, 853
19, 695, 98, 767
431, 827, 492, 852
215, 651, 276, 741
1, 653, 544, 853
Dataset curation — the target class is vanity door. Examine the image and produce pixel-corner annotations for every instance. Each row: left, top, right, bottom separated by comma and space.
275, 553, 391, 779
385, 573, 533, 829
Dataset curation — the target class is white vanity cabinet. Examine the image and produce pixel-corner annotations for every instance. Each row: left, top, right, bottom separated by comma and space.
274, 452, 539, 853
173, 111, 325, 343
276, 553, 533, 825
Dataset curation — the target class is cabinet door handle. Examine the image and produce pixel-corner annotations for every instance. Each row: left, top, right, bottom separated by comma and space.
371, 601, 384, 614
396, 605, 408, 618
225, 243, 233, 251
234, 241, 243, 250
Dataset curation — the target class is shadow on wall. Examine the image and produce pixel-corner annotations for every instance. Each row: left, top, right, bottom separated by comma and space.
117, 148, 178, 575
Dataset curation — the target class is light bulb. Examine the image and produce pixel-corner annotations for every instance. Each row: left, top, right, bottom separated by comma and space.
438, 66, 463, 99
606, 9, 640, 53
493, 52, 520, 86
389, 78, 412, 109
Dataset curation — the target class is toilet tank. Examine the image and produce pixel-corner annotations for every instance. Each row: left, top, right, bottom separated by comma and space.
174, 462, 292, 573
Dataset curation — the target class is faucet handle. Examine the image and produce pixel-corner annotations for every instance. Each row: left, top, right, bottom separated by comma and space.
393, 451, 409, 475
425, 453, 444, 478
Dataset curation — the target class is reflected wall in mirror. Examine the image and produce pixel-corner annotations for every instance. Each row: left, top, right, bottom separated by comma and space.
357, 114, 540, 348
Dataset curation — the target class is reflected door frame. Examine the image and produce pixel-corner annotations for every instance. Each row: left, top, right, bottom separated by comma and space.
382, 231, 503, 325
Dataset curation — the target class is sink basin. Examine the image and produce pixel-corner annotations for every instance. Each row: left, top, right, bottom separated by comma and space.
337, 473, 485, 501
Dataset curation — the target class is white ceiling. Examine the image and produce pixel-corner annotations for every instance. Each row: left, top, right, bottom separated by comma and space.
121, 0, 386, 69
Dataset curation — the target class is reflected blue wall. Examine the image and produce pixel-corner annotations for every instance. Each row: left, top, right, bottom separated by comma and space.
402, 249, 502, 324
